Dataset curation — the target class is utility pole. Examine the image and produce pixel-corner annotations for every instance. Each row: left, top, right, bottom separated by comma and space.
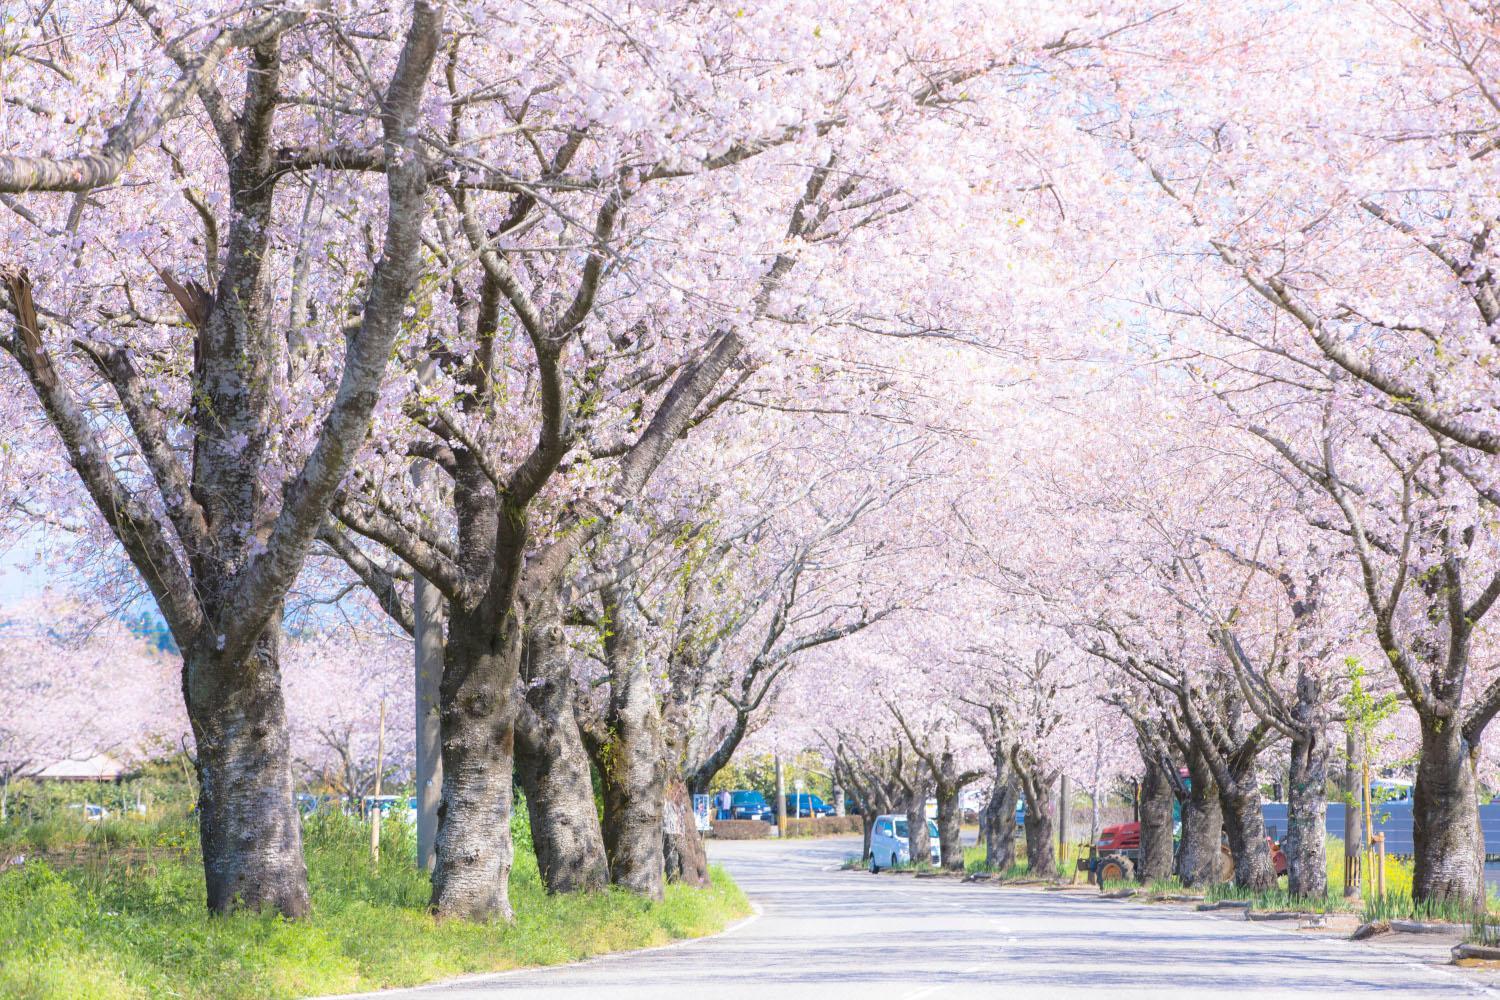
371, 699, 386, 864
775, 755, 787, 838
1058, 774, 1071, 871
412, 482, 446, 871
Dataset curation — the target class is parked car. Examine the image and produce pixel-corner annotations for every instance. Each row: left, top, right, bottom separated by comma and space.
730, 789, 775, 822
868, 813, 941, 871
783, 793, 834, 818
361, 794, 407, 820
67, 803, 109, 822
295, 792, 333, 816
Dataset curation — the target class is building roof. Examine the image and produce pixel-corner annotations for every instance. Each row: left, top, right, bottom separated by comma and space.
30, 753, 129, 781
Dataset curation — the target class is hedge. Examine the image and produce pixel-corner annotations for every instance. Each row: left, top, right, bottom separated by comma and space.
708, 819, 772, 840
784, 815, 862, 838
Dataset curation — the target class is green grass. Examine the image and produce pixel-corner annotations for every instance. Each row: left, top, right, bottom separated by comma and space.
0, 811, 749, 1000
962, 844, 1030, 879
1205, 881, 1338, 912
1361, 890, 1495, 926
1099, 837, 1491, 923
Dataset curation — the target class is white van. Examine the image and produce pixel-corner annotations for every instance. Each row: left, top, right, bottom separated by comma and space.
869, 813, 941, 871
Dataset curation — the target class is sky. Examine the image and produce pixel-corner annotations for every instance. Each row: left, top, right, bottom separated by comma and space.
0, 541, 50, 603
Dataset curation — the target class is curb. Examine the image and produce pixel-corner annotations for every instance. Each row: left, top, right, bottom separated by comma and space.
1454, 943, 1500, 963
1246, 910, 1320, 922
1390, 919, 1466, 935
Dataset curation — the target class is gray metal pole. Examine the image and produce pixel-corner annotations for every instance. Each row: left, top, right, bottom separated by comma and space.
413, 570, 445, 871
1058, 774, 1071, 870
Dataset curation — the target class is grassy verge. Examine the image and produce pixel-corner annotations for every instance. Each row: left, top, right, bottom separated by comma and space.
0, 812, 749, 1000
961, 840, 1081, 881
962, 845, 1031, 879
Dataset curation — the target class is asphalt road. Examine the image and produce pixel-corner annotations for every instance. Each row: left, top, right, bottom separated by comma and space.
351, 836, 1498, 999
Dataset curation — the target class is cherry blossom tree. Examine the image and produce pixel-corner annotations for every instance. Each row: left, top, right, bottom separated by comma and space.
0, 0, 443, 915
283, 631, 414, 801
0, 595, 187, 820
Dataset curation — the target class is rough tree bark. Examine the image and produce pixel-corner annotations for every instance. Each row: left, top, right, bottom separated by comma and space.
1218, 773, 1277, 892
1284, 698, 1330, 900
590, 585, 667, 899
429, 600, 520, 920
1176, 746, 1223, 887
935, 782, 965, 872
1137, 739, 1176, 883
1013, 750, 1058, 879
1343, 728, 1362, 899
515, 596, 608, 894
662, 776, 710, 887
1412, 720, 1484, 905
983, 771, 1021, 873
186, 620, 307, 915
1172, 684, 1275, 891
905, 781, 932, 866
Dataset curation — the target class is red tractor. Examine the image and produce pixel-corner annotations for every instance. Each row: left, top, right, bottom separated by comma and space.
1088, 821, 1287, 884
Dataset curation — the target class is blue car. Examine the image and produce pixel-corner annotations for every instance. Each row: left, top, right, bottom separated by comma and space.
783, 793, 834, 818
730, 790, 775, 822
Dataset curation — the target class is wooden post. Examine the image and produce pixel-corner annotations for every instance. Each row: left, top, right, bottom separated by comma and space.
370, 699, 386, 865
1374, 832, 1386, 900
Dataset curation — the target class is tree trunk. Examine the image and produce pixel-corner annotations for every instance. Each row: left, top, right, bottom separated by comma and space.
662, 776, 710, 887
1176, 751, 1222, 887
905, 783, 931, 866
184, 625, 309, 917
1342, 727, 1361, 899
983, 773, 1020, 872
1020, 775, 1058, 879
861, 812, 876, 861
1218, 778, 1276, 891
514, 602, 609, 894
595, 588, 666, 899
429, 604, 518, 921
1412, 717, 1484, 907
515, 698, 609, 894
935, 783, 964, 871
1090, 785, 1100, 847
1285, 725, 1329, 900
1138, 750, 1175, 883
832, 783, 845, 817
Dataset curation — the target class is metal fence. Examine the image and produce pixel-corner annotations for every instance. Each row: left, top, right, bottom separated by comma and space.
1260, 801, 1500, 858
